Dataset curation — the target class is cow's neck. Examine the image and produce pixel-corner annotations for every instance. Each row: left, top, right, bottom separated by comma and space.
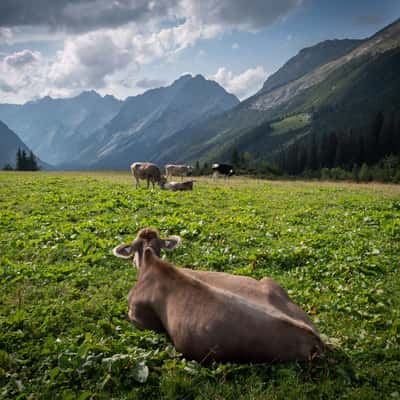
137, 249, 189, 326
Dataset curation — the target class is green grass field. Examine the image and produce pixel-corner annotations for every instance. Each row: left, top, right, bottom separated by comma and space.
1, 172, 399, 399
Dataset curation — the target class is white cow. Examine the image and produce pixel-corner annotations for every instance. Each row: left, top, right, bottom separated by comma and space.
165, 164, 192, 179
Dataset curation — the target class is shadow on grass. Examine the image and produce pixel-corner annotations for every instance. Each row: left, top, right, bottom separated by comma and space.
155, 346, 357, 400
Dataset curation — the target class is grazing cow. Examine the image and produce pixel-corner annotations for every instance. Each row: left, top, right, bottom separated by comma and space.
130, 162, 162, 189
113, 228, 324, 363
159, 180, 194, 191
212, 163, 234, 179
165, 164, 193, 179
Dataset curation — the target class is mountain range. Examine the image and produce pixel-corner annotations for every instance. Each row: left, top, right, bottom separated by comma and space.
70, 74, 239, 169
0, 91, 122, 165
0, 18, 399, 170
0, 75, 238, 169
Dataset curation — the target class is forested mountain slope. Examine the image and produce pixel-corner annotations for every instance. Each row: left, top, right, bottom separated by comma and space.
155, 19, 400, 166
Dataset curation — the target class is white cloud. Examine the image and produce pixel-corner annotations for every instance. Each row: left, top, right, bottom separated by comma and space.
49, 30, 135, 89
232, 42, 239, 49
0, 1, 301, 102
4, 49, 41, 68
131, 18, 224, 64
0, 78, 16, 93
48, 18, 222, 94
210, 66, 268, 100
0, 50, 49, 103
0, 27, 13, 43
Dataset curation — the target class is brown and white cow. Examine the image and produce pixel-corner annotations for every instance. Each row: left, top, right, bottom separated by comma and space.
130, 162, 162, 189
159, 180, 194, 191
165, 164, 192, 179
113, 228, 324, 363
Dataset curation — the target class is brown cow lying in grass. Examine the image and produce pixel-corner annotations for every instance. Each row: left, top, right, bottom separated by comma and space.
159, 179, 194, 191
113, 228, 324, 363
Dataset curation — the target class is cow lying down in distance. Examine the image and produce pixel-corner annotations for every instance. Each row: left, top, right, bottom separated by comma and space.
113, 228, 324, 363
159, 179, 194, 191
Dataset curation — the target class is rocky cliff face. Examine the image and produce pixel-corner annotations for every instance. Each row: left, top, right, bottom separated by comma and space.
251, 20, 400, 111
260, 39, 363, 94
72, 74, 239, 169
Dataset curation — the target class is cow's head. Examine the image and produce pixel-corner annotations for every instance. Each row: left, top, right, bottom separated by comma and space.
113, 227, 181, 268
158, 175, 167, 188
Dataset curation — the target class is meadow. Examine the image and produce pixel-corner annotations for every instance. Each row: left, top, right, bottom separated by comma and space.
0, 171, 399, 399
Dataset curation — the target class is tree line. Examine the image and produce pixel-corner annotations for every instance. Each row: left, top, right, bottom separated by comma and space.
273, 111, 400, 182
191, 110, 400, 183
2, 148, 40, 171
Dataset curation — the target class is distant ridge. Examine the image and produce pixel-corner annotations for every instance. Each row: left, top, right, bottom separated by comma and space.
260, 39, 363, 94
0, 91, 122, 165
68, 74, 239, 169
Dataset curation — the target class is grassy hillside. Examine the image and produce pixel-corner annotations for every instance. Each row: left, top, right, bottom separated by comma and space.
269, 113, 311, 135
1, 172, 399, 399
207, 46, 400, 164
286, 47, 400, 126
154, 106, 268, 165
260, 39, 363, 94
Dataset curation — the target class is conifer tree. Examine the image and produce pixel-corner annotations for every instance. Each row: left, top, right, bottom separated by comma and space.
359, 163, 371, 182
2, 164, 13, 171
16, 148, 23, 170
231, 148, 240, 167
356, 135, 365, 166
21, 150, 28, 170
27, 150, 39, 171
15, 148, 39, 171
194, 160, 200, 175
307, 133, 318, 170
327, 132, 338, 168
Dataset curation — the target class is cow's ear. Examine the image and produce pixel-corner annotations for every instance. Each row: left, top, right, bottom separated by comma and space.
161, 235, 181, 251
113, 240, 140, 259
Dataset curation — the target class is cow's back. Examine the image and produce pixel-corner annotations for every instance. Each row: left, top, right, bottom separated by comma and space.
150, 262, 323, 363
131, 162, 160, 179
180, 268, 317, 332
165, 276, 322, 363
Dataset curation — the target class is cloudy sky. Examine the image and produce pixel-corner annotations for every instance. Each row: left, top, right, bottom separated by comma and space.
0, 0, 399, 103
